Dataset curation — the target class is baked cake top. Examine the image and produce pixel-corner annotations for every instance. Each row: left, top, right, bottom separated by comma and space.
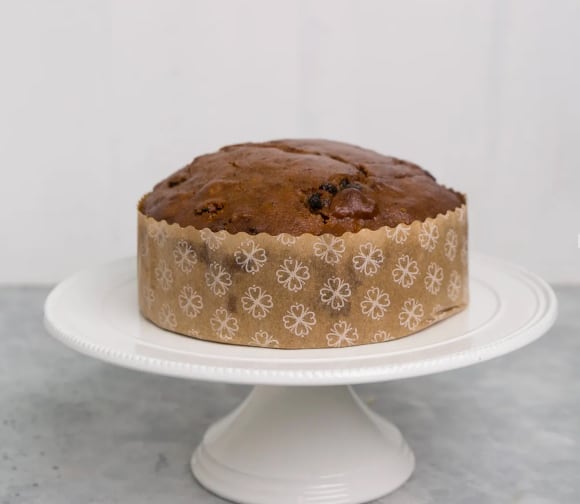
140, 139, 465, 236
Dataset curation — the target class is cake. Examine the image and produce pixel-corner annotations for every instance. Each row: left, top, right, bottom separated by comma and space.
138, 139, 468, 349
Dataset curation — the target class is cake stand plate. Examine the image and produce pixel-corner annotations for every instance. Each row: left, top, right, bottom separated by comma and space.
44, 254, 557, 504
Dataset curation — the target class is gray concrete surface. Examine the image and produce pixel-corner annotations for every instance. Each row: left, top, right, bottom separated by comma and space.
0, 286, 578, 503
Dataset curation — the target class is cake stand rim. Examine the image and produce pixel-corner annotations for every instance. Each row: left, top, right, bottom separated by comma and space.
44, 253, 558, 386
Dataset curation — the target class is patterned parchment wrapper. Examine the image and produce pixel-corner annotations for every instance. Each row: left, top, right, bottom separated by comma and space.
138, 203, 468, 349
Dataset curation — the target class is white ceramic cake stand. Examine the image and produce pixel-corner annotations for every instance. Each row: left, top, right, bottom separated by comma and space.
44, 254, 557, 504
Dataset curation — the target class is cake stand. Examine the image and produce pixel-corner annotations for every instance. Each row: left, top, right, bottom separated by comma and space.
44, 254, 557, 504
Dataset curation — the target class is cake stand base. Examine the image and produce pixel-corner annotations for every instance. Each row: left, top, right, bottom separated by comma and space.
191, 385, 414, 504
45, 255, 558, 503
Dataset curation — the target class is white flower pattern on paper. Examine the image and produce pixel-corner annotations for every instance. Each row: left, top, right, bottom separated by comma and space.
313, 235, 346, 264
158, 303, 177, 329
210, 308, 239, 341
360, 287, 391, 320
283, 304, 316, 337
205, 262, 232, 297
398, 298, 424, 330
392, 255, 419, 288
319, 277, 352, 310
418, 221, 439, 252
386, 225, 410, 244
144, 286, 155, 310
352, 242, 384, 276
461, 241, 468, 265
141, 208, 467, 349
139, 239, 149, 258
444, 230, 458, 261
241, 285, 273, 319
188, 328, 201, 339
424, 262, 444, 295
173, 240, 198, 273
276, 233, 296, 246
155, 260, 173, 291
234, 239, 267, 274
249, 330, 280, 348
148, 221, 167, 246
177, 286, 203, 318
326, 320, 359, 347
371, 330, 394, 343
276, 258, 310, 292
200, 228, 226, 251
456, 206, 466, 222
447, 270, 461, 301
430, 304, 444, 320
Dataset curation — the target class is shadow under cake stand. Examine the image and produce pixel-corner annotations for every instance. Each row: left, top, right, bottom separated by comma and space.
44, 254, 557, 504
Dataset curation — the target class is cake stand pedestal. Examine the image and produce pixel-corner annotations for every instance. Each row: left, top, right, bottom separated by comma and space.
44, 254, 557, 504
192, 385, 414, 503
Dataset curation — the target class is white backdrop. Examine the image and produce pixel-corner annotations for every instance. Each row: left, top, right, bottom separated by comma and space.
0, 0, 579, 284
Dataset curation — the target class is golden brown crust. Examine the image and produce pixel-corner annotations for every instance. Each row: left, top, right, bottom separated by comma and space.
140, 139, 465, 235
